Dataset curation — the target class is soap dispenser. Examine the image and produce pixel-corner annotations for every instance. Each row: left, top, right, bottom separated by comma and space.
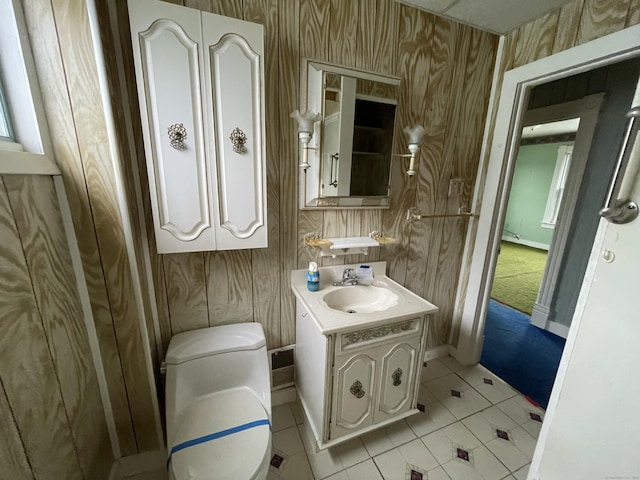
307, 262, 320, 292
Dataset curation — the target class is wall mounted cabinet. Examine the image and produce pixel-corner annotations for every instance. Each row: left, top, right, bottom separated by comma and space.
129, 0, 267, 253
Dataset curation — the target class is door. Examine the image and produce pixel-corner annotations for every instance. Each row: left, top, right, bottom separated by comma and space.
375, 338, 420, 422
530, 106, 640, 478
129, 0, 214, 253
331, 352, 376, 438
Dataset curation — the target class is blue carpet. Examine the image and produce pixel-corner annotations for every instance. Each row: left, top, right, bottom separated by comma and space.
480, 300, 566, 409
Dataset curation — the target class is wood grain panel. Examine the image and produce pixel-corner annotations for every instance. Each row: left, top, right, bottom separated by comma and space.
329, 0, 358, 65
0, 379, 32, 478
380, 4, 426, 284
22, 0, 138, 455
164, 253, 209, 334
626, 0, 640, 26
300, 0, 331, 61
356, 0, 400, 75
279, 0, 301, 345
397, 12, 436, 295
245, 0, 283, 348
552, 0, 585, 54
575, 0, 632, 46
365, 210, 384, 262
425, 27, 496, 347
96, 0, 163, 406
427, 218, 468, 346
4, 175, 112, 478
206, 250, 255, 324
406, 15, 456, 299
0, 178, 83, 479
297, 210, 324, 269
512, 9, 560, 68
321, 210, 348, 266
454, 30, 497, 211
50, 0, 159, 451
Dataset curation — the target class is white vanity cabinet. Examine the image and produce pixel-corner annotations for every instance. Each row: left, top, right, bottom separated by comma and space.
292, 262, 437, 449
294, 289, 433, 448
128, 0, 267, 254
330, 319, 423, 439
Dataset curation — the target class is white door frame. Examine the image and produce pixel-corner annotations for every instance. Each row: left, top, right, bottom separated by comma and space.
454, 24, 640, 366
524, 94, 603, 339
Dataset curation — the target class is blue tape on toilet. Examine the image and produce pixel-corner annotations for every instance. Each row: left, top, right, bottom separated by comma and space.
167, 419, 271, 468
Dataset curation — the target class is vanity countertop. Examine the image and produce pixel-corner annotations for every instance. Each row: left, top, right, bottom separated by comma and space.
291, 261, 438, 335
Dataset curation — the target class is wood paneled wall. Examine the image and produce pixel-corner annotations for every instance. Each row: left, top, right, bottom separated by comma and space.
0, 175, 112, 478
20, 0, 161, 457
10, 0, 635, 465
106, 0, 497, 358
451, 0, 640, 345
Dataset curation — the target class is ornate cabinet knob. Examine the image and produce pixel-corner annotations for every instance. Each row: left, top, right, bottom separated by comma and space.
229, 127, 247, 153
168, 123, 187, 150
350, 380, 365, 399
392, 368, 403, 386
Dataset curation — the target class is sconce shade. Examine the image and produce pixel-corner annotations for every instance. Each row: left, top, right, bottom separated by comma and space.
291, 110, 322, 134
403, 124, 425, 145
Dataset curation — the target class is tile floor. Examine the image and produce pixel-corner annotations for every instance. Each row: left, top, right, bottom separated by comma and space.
268, 356, 545, 480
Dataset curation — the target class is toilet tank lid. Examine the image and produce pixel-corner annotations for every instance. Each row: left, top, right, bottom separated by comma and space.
165, 323, 266, 365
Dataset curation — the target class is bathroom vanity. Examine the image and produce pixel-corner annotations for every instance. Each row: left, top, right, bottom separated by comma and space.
291, 262, 438, 449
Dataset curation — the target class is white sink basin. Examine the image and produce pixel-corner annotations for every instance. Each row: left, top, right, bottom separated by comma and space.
321, 284, 399, 314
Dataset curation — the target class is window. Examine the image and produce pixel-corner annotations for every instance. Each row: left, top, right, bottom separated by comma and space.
0, 0, 58, 174
0, 78, 15, 142
541, 145, 573, 228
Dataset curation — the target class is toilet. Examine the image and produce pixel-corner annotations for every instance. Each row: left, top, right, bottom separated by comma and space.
164, 323, 272, 479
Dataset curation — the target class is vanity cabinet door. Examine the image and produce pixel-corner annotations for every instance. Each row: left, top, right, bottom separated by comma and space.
331, 352, 376, 438
375, 337, 420, 423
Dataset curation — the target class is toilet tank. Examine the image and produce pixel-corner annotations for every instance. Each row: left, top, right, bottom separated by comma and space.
165, 323, 267, 364
164, 323, 272, 450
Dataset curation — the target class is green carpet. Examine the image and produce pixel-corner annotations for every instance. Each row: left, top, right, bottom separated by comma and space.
491, 241, 548, 315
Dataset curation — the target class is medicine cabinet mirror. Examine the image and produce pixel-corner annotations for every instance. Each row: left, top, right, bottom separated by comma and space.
300, 61, 400, 209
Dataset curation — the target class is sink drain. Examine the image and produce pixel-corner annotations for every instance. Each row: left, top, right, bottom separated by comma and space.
346, 309, 357, 314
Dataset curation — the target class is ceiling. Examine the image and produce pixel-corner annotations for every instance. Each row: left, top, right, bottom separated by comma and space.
396, 0, 574, 35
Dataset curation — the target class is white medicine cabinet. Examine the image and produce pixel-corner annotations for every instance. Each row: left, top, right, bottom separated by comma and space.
128, 0, 267, 254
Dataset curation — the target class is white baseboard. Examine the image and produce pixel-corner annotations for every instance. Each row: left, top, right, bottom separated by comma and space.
530, 303, 550, 329
501, 236, 550, 251
423, 345, 452, 362
530, 304, 570, 339
540, 320, 570, 339
272, 385, 297, 406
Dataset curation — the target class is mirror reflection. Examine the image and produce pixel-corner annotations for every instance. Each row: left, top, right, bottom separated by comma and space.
302, 62, 400, 208
321, 73, 396, 198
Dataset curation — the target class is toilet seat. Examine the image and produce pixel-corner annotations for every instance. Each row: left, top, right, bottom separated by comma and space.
169, 388, 271, 480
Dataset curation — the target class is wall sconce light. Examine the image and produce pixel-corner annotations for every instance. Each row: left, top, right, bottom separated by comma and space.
394, 124, 425, 176
291, 109, 322, 171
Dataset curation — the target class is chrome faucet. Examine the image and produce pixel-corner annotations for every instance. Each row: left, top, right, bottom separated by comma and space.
333, 268, 358, 286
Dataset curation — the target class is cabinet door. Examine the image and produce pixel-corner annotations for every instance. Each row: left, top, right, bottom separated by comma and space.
129, 0, 215, 253
331, 353, 376, 438
202, 14, 267, 250
375, 338, 420, 423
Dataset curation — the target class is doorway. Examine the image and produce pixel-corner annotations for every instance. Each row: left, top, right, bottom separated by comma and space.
477, 59, 640, 408
455, 24, 640, 371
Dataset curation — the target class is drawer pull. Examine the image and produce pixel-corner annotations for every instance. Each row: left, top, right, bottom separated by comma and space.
350, 380, 365, 399
392, 368, 403, 386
